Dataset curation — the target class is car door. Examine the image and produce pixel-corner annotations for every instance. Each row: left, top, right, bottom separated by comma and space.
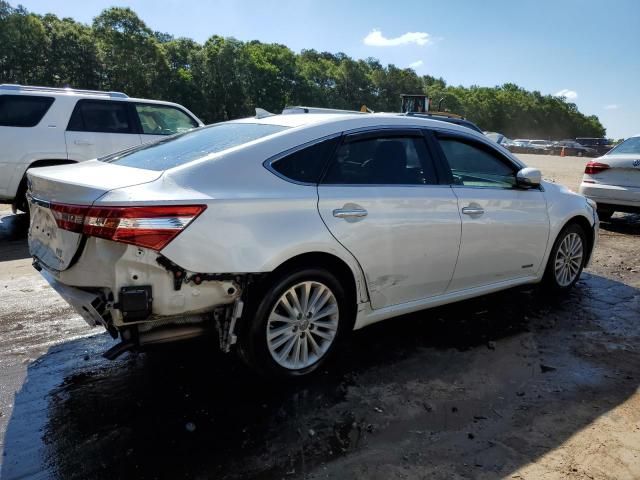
317, 129, 462, 310
65, 99, 142, 161
134, 103, 200, 145
433, 132, 550, 292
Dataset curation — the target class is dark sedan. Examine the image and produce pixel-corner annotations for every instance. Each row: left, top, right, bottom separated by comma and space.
551, 140, 598, 157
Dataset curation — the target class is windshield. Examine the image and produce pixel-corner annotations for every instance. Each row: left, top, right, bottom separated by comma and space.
101, 122, 290, 171
609, 136, 640, 155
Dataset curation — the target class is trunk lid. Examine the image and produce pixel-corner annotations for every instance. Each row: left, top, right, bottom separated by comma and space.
593, 153, 640, 188
28, 160, 162, 271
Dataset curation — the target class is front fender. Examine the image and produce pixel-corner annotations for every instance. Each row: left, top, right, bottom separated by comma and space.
538, 181, 597, 277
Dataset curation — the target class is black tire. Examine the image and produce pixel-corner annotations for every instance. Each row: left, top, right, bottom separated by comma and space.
596, 208, 614, 221
237, 267, 351, 378
542, 223, 587, 292
13, 177, 29, 214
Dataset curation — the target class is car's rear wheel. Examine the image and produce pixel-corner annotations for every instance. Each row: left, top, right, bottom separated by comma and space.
13, 177, 29, 214
238, 268, 349, 378
543, 223, 587, 291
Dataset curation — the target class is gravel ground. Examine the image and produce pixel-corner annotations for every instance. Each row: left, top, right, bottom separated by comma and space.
0, 154, 638, 480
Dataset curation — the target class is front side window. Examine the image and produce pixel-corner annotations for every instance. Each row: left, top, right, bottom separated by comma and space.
0, 95, 54, 127
438, 138, 516, 188
101, 122, 289, 171
270, 137, 340, 184
135, 104, 198, 135
67, 100, 133, 134
322, 135, 437, 185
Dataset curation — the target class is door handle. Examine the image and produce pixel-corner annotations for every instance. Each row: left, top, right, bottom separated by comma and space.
461, 206, 485, 216
333, 208, 368, 218
74, 140, 93, 146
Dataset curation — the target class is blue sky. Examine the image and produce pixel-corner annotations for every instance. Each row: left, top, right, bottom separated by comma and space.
17, 0, 639, 138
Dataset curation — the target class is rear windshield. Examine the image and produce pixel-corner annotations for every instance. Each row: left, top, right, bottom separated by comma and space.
0, 95, 54, 127
609, 137, 640, 155
101, 123, 289, 170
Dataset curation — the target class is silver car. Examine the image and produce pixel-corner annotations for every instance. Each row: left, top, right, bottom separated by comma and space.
579, 134, 640, 219
27, 112, 598, 377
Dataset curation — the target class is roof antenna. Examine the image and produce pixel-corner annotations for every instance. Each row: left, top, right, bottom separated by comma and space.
255, 108, 275, 119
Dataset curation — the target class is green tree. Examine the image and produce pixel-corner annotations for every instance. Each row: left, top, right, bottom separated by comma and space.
0, 2, 48, 84
0, 1, 606, 138
92, 7, 168, 96
40, 14, 100, 88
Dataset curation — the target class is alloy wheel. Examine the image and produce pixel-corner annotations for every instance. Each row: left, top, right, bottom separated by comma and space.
266, 281, 339, 370
554, 232, 584, 287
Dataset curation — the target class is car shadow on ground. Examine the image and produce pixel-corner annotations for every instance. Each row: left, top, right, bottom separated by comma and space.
2, 272, 639, 479
599, 212, 640, 235
0, 211, 29, 262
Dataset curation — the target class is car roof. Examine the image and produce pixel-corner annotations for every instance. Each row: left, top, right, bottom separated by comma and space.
0, 84, 191, 109
230, 112, 485, 136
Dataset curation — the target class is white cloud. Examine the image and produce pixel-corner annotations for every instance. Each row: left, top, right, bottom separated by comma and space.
554, 89, 578, 100
363, 29, 431, 47
604, 104, 619, 110
408, 60, 424, 69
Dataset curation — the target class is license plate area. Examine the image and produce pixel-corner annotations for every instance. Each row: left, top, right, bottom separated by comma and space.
28, 199, 83, 271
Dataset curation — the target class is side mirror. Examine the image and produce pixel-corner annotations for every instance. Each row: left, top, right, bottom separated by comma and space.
516, 167, 542, 188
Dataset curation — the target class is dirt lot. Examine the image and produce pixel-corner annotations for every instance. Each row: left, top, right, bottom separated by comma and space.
0, 154, 638, 480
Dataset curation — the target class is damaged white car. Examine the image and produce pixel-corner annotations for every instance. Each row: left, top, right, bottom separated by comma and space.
27, 111, 598, 377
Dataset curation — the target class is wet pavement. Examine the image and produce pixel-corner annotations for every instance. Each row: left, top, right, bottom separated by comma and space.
0, 196, 639, 479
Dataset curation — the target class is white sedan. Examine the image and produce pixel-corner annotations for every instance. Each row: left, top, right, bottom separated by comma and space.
579, 134, 640, 220
27, 112, 598, 377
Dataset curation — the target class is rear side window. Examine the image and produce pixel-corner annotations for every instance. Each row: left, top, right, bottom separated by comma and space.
135, 104, 198, 135
101, 122, 289, 171
0, 95, 54, 127
67, 100, 134, 134
323, 135, 438, 185
438, 138, 516, 188
270, 137, 340, 184
609, 136, 640, 155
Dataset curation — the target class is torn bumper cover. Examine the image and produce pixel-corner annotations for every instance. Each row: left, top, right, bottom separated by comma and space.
35, 255, 251, 359
40, 268, 109, 328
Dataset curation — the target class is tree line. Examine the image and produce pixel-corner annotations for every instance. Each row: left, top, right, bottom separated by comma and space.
0, 2, 606, 139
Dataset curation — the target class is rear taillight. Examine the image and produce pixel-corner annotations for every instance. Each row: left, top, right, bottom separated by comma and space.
50, 203, 87, 233
584, 162, 610, 175
84, 205, 206, 250
51, 204, 206, 251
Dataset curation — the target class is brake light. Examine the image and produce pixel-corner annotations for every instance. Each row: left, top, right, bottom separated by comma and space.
84, 205, 206, 250
584, 162, 610, 175
50, 203, 206, 250
50, 203, 87, 233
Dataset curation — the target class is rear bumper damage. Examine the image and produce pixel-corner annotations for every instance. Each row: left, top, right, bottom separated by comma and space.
33, 245, 257, 359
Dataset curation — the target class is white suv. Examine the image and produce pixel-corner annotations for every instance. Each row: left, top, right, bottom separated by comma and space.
0, 84, 203, 212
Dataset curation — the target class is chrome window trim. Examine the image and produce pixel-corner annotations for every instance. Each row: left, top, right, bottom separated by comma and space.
320, 183, 454, 188
451, 184, 545, 192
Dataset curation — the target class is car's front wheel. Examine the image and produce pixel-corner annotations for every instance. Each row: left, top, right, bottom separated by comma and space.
238, 268, 349, 378
543, 223, 587, 291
